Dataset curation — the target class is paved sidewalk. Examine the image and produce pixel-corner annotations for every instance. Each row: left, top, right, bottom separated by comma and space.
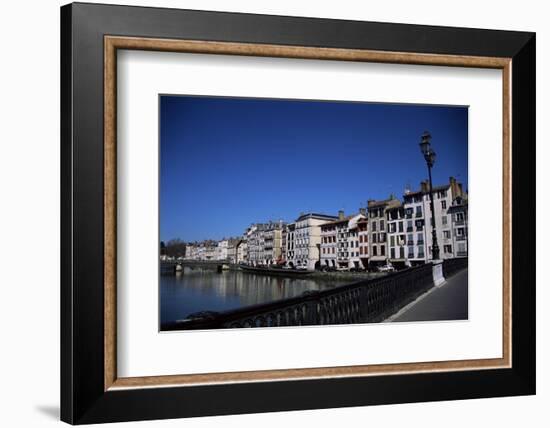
391, 268, 468, 322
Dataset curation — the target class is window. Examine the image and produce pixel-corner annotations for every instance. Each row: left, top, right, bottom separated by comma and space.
399, 247, 405, 259
380, 220, 385, 231
390, 248, 395, 259
398, 221, 404, 232
415, 205, 422, 217
389, 223, 396, 233
381, 245, 385, 256
408, 248, 414, 258
456, 212, 465, 222
372, 221, 377, 232
443, 230, 451, 239
456, 228, 465, 236
444, 245, 452, 254
407, 234, 413, 245
417, 233, 424, 244
373, 246, 378, 256
407, 220, 413, 232
360, 246, 363, 255
442, 215, 448, 226
441, 200, 447, 209
390, 236, 395, 247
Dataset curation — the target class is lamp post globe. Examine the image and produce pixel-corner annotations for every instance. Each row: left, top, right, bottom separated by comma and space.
419, 130, 432, 156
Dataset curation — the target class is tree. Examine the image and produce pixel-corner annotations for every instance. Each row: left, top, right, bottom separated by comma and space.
164, 238, 187, 258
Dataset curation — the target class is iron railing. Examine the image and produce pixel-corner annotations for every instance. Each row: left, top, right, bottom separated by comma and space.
442, 257, 468, 277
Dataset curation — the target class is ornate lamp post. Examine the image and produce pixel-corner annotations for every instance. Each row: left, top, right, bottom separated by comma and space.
419, 131, 440, 261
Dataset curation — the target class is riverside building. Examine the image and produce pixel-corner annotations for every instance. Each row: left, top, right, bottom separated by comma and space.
367, 196, 401, 268
320, 210, 366, 270
403, 176, 465, 264
289, 213, 338, 270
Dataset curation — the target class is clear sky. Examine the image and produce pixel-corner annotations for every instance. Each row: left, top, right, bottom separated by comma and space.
160, 95, 468, 242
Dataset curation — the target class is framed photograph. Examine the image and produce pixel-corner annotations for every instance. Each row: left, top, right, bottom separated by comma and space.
61, 2, 535, 424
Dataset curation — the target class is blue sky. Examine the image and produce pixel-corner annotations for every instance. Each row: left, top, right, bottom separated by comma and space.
160, 95, 468, 242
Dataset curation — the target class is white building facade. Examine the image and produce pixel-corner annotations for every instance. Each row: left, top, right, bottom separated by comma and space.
320, 211, 366, 270
244, 221, 285, 266
216, 240, 229, 260
448, 195, 468, 258
403, 177, 465, 264
386, 205, 407, 267
288, 213, 338, 270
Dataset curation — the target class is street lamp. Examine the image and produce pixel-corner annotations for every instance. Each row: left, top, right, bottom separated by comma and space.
419, 131, 440, 261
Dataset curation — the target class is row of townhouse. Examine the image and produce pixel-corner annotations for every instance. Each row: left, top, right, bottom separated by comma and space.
319, 176, 468, 270
244, 221, 286, 266
185, 243, 218, 261
184, 176, 468, 270
243, 213, 339, 270
185, 238, 246, 262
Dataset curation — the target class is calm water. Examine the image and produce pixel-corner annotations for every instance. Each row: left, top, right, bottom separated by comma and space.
160, 268, 352, 324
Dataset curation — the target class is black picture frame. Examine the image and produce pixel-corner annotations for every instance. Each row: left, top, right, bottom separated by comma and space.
61, 2, 535, 424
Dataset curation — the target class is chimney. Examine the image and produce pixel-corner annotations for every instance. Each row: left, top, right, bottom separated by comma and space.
338, 210, 345, 220
359, 207, 366, 216
420, 180, 429, 193
449, 176, 462, 198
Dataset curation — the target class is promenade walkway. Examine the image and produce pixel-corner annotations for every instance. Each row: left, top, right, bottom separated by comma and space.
389, 268, 468, 322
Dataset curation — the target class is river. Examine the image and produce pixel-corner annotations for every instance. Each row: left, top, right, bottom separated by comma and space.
160, 267, 353, 324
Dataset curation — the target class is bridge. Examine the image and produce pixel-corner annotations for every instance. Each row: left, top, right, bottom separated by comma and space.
161, 257, 468, 330
160, 259, 233, 274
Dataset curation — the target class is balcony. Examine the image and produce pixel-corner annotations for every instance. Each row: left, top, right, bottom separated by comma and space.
455, 219, 465, 226
456, 236, 466, 241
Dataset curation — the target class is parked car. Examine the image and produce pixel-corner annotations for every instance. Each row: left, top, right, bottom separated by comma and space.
377, 264, 395, 273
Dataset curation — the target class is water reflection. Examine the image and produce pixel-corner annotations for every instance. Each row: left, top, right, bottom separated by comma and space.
160, 267, 351, 324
